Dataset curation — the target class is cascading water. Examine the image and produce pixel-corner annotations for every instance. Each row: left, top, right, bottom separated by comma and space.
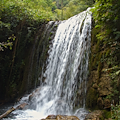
2, 8, 92, 120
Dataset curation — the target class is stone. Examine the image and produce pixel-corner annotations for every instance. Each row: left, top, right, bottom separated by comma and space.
97, 97, 103, 109
99, 89, 111, 97
107, 118, 112, 120
43, 115, 79, 120
97, 75, 112, 97
85, 110, 103, 120
46, 115, 57, 119
86, 88, 98, 108
104, 99, 111, 109
92, 83, 98, 89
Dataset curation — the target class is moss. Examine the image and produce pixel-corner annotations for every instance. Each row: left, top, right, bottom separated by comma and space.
49, 37, 51, 41
97, 61, 103, 78
99, 116, 104, 120
105, 49, 111, 58
86, 88, 98, 109
96, 39, 100, 53
90, 27, 102, 71
88, 16, 120, 110
102, 110, 111, 119
91, 27, 99, 45
55, 24, 58, 27
50, 32, 53, 36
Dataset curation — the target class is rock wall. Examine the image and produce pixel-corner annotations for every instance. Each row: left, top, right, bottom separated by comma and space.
86, 26, 111, 109
0, 21, 59, 103
86, 21, 120, 110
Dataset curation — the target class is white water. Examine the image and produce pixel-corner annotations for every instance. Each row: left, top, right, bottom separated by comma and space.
8, 8, 91, 120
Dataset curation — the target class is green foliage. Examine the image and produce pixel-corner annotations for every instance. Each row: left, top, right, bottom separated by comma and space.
103, 110, 111, 119
0, 0, 55, 22
111, 103, 120, 120
0, 0, 57, 51
92, 0, 120, 104
92, 1, 120, 71
0, 0, 94, 27
92, 0, 120, 42
102, 66, 120, 102
0, 42, 13, 51
54, 0, 94, 20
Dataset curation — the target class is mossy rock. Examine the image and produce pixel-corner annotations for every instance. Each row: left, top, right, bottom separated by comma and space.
86, 88, 98, 109
102, 110, 111, 119
91, 27, 99, 45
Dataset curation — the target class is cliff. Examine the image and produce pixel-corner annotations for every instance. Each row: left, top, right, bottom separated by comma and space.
0, 21, 59, 103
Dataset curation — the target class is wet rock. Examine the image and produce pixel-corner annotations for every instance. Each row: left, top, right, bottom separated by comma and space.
29, 93, 35, 101
17, 103, 28, 110
105, 118, 112, 120
97, 97, 103, 109
29, 87, 42, 101
86, 88, 98, 108
98, 89, 111, 97
85, 110, 103, 120
92, 83, 98, 89
104, 99, 111, 109
46, 115, 57, 119
74, 80, 87, 107
42, 115, 79, 120
98, 75, 112, 97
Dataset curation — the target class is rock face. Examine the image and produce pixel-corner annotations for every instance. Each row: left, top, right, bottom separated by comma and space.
86, 25, 114, 110
0, 21, 60, 103
86, 71, 112, 109
85, 110, 103, 120
85, 110, 112, 120
42, 115, 79, 120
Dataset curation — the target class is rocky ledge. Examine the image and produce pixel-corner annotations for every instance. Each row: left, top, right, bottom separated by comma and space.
41, 115, 79, 120
85, 110, 111, 120
42, 110, 112, 120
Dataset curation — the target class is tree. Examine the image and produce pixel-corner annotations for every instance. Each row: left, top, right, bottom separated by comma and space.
92, 0, 120, 42
54, 0, 94, 20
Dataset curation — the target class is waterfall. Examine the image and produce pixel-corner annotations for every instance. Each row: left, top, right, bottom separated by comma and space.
9, 8, 92, 120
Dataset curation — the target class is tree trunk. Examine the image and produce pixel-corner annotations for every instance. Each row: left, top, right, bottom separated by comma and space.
61, 0, 63, 20
0, 103, 27, 119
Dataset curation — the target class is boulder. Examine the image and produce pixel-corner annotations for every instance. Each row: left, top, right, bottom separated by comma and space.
86, 88, 98, 108
92, 83, 98, 89
97, 97, 103, 109
104, 99, 111, 109
85, 110, 103, 120
42, 115, 79, 120
97, 75, 112, 97
46, 115, 57, 119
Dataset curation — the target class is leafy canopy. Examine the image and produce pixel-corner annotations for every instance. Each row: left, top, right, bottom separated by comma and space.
92, 0, 120, 42
54, 0, 94, 20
